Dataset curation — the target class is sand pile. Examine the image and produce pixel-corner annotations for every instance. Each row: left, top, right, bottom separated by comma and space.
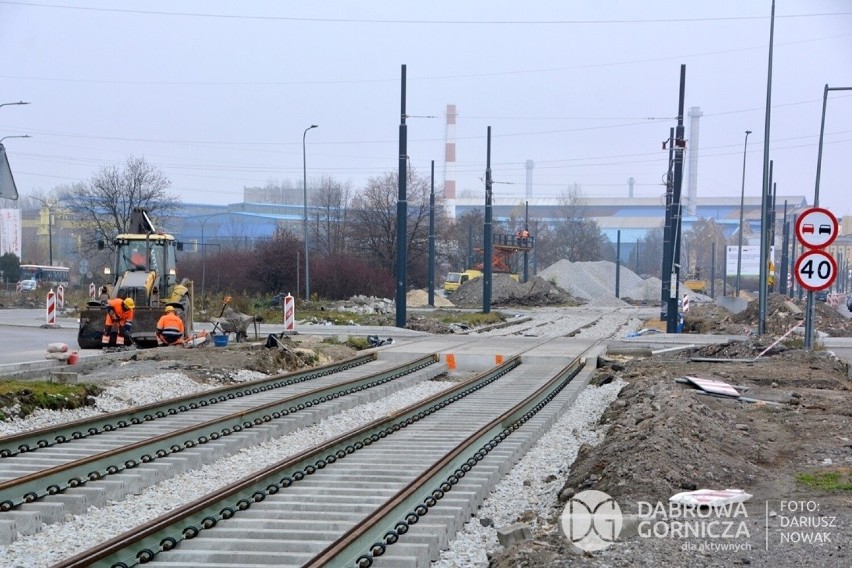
407, 289, 454, 308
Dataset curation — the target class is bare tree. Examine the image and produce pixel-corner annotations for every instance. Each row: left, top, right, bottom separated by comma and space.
682, 217, 726, 278
311, 176, 351, 256
631, 227, 665, 277
552, 185, 610, 262
65, 156, 180, 253
222, 216, 255, 250
444, 210, 485, 272
348, 169, 446, 288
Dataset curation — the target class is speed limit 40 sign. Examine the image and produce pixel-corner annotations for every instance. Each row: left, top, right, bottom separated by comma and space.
794, 249, 837, 291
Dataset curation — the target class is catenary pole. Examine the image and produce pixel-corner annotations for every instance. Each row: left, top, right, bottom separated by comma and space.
428, 160, 435, 307
483, 127, 493, 314
395, 65, 408, 328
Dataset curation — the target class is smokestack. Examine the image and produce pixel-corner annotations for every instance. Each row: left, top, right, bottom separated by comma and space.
687, 106, 702, 216
443, 104, 457, 217
628, 177, 635, 198
525, 160, 534, 199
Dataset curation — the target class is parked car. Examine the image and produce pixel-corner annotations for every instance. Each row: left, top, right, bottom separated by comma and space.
17, 279, 37, 292
815, 290, 828, 302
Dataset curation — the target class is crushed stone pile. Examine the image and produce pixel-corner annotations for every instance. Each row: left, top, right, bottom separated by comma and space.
538, 258, 714, 306
449, 273, 575, 308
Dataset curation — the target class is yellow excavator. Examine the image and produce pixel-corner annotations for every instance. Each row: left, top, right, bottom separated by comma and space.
77, 208, 193, 349
684, 267, 707, 294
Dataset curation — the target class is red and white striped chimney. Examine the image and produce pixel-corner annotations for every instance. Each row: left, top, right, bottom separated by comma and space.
443, 104, 457, 217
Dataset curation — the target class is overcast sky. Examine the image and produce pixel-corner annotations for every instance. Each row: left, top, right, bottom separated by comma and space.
1, 0, 851, 216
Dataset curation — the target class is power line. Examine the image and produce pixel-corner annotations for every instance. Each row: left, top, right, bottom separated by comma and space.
4, 1, 850, 24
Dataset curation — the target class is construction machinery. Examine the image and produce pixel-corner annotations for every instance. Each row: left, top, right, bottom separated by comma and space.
443, 269, 483, 294
444, 233, 533, 293
684, 267, 707, 294
77, 208, 193, 349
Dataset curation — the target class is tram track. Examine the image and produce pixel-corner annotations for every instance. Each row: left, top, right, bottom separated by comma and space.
51, 338, 601, 568
0, 352, 444, 536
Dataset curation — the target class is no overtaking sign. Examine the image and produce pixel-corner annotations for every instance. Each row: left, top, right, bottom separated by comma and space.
795, 207, 838, 249
793, 207, 838, 291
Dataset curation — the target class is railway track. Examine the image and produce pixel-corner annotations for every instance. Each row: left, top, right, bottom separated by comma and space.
49, 337, 601, 568
0, 352, 444, 538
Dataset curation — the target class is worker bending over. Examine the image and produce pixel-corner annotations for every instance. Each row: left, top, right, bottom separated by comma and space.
156, 305, 185, 346
104, 297, 135, 348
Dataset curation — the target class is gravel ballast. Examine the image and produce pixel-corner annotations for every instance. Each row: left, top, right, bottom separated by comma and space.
0, 378, 457, 567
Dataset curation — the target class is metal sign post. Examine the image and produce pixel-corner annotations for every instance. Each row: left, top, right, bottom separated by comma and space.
794, 207, 838, 349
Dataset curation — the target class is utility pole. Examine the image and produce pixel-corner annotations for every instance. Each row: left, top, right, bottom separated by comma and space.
667, 65, 687, 333
661, 127, 675, 321
523, 201, 530, 283
428, 160, 435, 307
395, 64, 408, 328
758, 0, 776, 336
483, 127, 493, 314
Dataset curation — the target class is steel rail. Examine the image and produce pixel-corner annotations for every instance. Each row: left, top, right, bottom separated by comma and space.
0, 352, 376, 459
307, 355, 587, 567
52, 356, 523, 568
0, 354, 437, 512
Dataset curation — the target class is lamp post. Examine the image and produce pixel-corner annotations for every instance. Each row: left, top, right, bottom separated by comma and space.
0, 101, 29, 110
0, 135, 30, 144
303, 124, 318, 301
805, 84, 852, 349
31, 195, 58, 266
735, 129, 752, 296
194, 212, 230, 312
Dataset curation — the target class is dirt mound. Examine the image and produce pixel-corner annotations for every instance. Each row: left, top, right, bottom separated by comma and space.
490, 341, 852, 567
449, 273, 576, 308
685, 293, 852, 337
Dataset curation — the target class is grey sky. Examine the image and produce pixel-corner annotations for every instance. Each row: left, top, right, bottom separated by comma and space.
1, 1, 851, 216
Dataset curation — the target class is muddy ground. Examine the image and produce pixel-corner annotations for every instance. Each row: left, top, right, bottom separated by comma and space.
96, 333, 360, 383
490, 295, 852, 567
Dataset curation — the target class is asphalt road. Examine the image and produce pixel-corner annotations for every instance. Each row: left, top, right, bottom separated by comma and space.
0, 309, 430, 369
0, 306, 848, 372
0, 310, 87, 366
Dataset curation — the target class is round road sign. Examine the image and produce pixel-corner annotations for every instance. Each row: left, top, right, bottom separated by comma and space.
794, 249, 837, 291
794, 207, 838, 249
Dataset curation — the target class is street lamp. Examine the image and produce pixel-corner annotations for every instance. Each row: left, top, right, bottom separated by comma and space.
192, 212, 230, 311
735, 129, 752, 296
31, 195, 59, 266
805, 84, 852, 349
0, 135, 31, 144
303, 124, 318, 301
814, 85, 852, 207
0, 101, 29, 110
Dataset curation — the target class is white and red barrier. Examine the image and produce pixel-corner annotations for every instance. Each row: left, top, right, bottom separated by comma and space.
89, 282, 96, 300
56, 285, 65, 309
682, 293, 690, 313
46, 288, 56, 325
284, 293, 295, 332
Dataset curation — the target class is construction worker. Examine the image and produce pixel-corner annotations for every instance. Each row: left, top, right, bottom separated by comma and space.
103, 297, 135, 348
156, 305, 185, 346
130, 247, 145, 268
